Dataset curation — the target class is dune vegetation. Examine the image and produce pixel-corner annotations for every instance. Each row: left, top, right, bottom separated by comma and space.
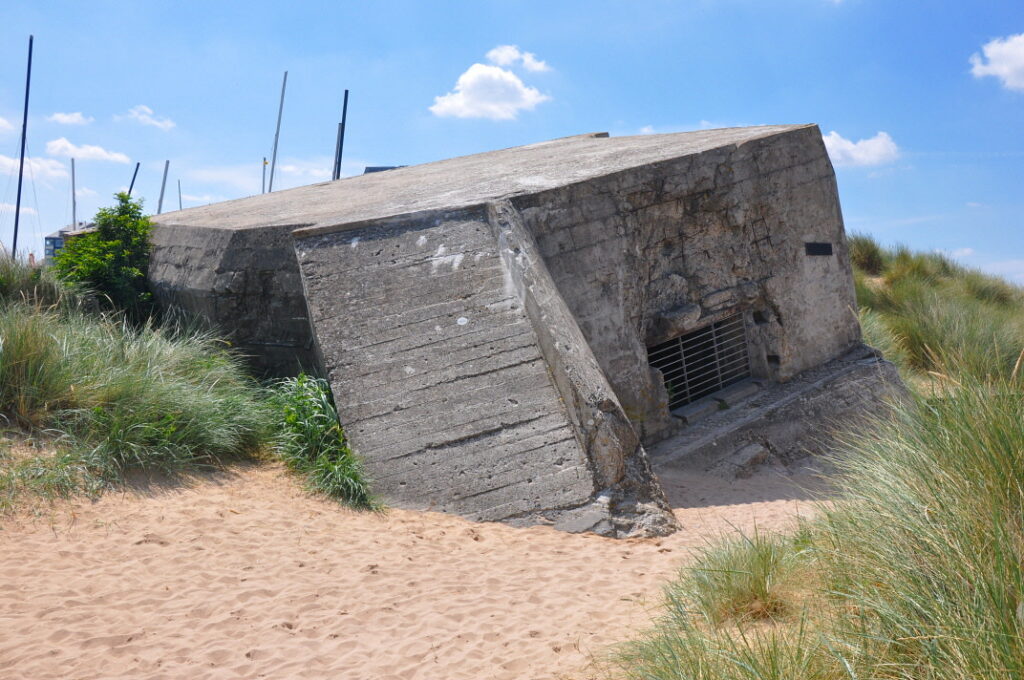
0, 250, 373, 512
611, 234, 1024, 680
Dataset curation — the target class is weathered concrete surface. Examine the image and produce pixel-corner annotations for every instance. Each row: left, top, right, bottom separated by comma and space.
149, 125, 895, 536
294, 204, 678, 537
649, 345, 907, 475
148, 223, 316, 376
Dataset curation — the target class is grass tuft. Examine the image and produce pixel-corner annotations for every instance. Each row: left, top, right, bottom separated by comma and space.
676, 531, 812, 626
611, 237, 1024, 680
268, 374, 378, 510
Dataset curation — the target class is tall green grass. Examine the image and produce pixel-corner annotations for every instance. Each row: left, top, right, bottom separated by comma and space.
268, 374, 377, 510
0, 302, 273, 508
1, 259, 377, 512
611, 237, 1024, 680
851, 235, 1024, 381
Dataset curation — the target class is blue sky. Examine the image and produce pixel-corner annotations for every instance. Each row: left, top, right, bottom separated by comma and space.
1, 1, 1022, 281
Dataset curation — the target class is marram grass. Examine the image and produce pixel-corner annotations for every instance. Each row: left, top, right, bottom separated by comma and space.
0, 302, 274, 509
610, 238, 1024, 679
0, 260, 376, 512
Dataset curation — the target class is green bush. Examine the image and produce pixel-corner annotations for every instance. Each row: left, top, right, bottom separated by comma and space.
269, 374, 377, 509
53, 192, 154, 321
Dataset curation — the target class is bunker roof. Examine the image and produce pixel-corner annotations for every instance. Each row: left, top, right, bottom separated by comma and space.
157, 124, 812, 233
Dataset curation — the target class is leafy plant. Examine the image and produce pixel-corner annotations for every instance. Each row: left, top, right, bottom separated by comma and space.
53, 192, 154, 321
269, 374, 377, 509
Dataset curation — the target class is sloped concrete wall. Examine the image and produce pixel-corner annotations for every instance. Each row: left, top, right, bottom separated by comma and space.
293, 206, 678, 536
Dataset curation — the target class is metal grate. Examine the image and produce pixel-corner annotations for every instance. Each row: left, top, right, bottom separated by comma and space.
648, 313, 752, 410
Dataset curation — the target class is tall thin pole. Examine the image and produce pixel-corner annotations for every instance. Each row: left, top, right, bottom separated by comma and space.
12, 35, 34, 259
177, 180, 182, 210
127, 162, 140, 196
268, 71, 287, 192
262, 156, 267, 194
157, 160, 169, 214
332, 123, 342, 181
71, 158, 77, 228
333, 89, 349, 181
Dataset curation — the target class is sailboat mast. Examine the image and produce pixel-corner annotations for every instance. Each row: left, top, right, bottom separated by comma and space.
12, 35, 34, 259
268, 71, 287, 192
71, 157, 77, 228
157, 160, 170, 214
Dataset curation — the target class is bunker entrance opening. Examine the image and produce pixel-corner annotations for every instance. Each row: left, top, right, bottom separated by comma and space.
648, 313, 752, 411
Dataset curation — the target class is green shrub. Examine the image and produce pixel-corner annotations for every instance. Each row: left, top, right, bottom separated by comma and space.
269, 374, 377, 509
53, 192, 154, 321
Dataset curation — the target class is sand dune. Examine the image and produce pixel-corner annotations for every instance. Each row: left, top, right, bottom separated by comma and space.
0, 462, 820, 679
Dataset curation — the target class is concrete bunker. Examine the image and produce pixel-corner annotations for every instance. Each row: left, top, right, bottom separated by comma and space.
149, 125, 901, 537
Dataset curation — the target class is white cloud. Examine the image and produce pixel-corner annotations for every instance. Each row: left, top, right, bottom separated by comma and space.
822, 131, 900, 167
970, 33, 1024, 91
181, 192, 222, 202
0, 117, 13, 133
187, 164, 258, 194
45, 137, 130, 163
0, 202, 37, 216
935, 247, 975, 258
75, 186, 98, 198
485, 45, 550, 72
47, 112, 94, 125
0, 154, 67, 179
117, 104, 175, 131
639, 125, 656, 135
278, 161, 331, 180
431, 63, 550, 120
966, 202, 987, 209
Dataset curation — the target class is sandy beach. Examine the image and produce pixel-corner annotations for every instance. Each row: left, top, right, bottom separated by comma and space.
0, 461, 821, 679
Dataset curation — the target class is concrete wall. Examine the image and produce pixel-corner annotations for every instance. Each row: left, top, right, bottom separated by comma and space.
512, 126, 860, 442
149, 223, 317, 376
146, 125, 883, 536
293, 206, 678, 536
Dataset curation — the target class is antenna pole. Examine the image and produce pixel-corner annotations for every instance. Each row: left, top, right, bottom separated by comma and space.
262, 156, 267, 194
268, 71, 287, 192
157, 160, 169, 214
332, 123, 342, 181
333, 89, 349, 180
71, 157, 77, 228
12, 35, 34, 259
127, 162, 140, 197
177, 179, 182, 210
